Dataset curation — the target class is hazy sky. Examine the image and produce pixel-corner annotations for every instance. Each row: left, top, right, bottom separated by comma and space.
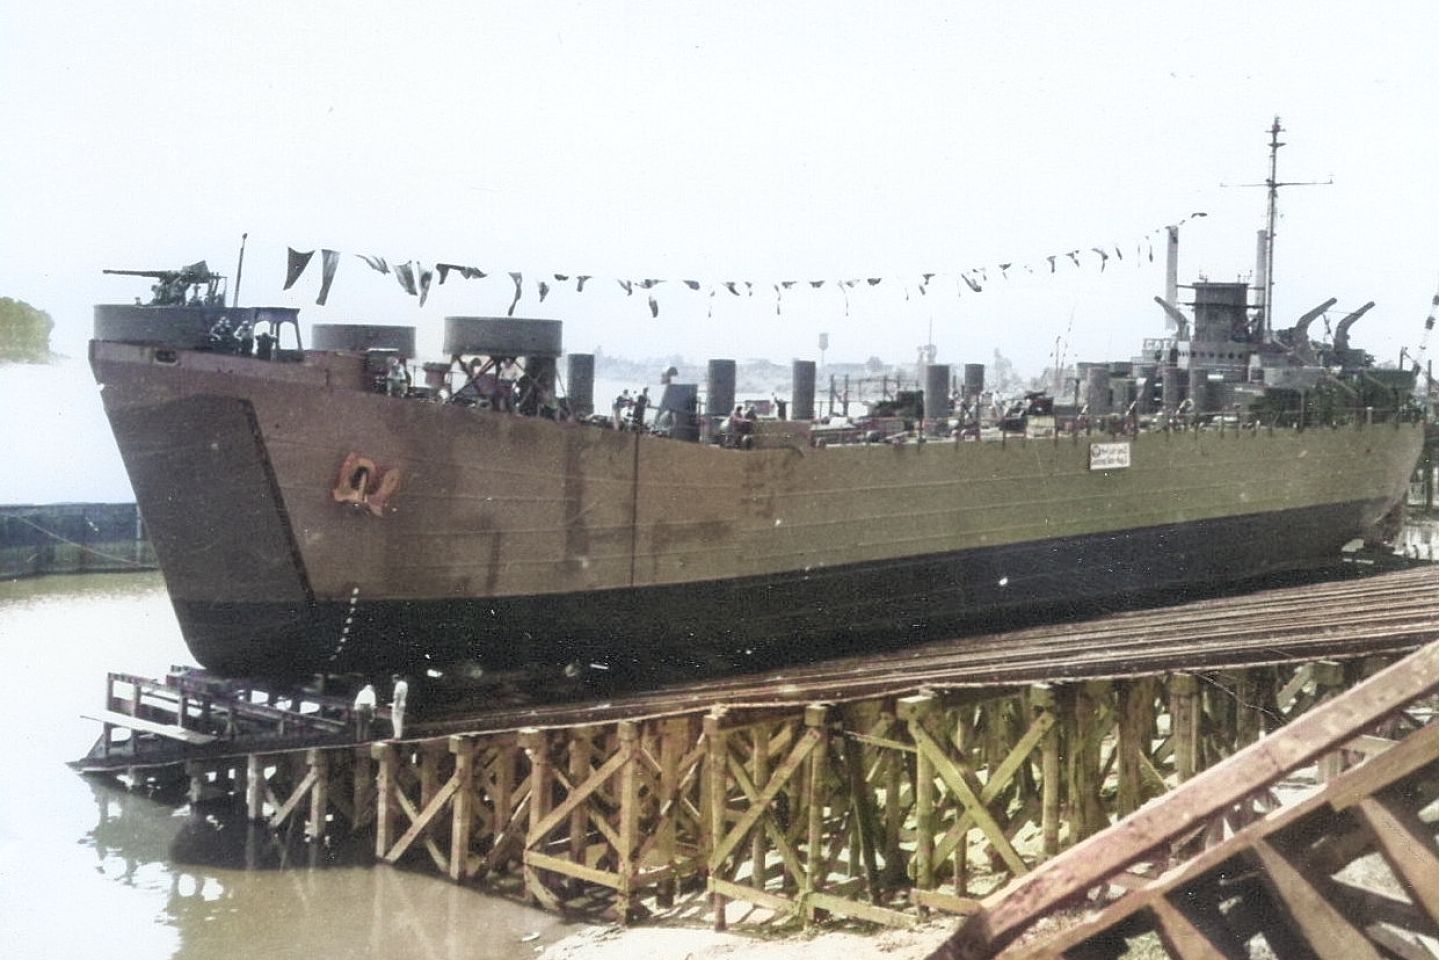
2, 0, 1436, 374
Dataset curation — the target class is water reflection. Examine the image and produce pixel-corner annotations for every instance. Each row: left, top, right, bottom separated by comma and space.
2, 573, 569, 960
78, 774, 572, 960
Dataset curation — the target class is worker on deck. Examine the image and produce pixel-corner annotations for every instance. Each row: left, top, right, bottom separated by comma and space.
390, 676, 409, 739
353, 683, 377, 741
631, 388, 649, 431
386, 357, 410, 397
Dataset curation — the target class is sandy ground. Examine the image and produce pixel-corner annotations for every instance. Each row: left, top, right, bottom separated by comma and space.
538, 918, 959, 960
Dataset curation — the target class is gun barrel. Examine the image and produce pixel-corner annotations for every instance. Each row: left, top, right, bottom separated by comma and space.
103, 269, 178, 278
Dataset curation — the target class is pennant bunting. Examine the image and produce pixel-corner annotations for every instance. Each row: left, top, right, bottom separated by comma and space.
394, 262, 418, 296
507, 272, 523, 316
316, 249, 340, 305
285, 248, 315, 289
284, 213, 1193, 320
437, 263, 485, 284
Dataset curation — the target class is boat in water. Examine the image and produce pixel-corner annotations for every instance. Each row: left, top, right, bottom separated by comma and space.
88, 142, 1426, 680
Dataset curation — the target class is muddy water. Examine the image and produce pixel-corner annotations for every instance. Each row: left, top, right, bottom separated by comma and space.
0, 572, 570, 960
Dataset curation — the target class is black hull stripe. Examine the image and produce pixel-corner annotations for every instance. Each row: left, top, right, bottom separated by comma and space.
176, 498, 1385, 677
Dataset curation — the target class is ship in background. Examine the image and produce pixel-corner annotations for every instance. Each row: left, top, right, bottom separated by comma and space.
88, 125, 1427, 679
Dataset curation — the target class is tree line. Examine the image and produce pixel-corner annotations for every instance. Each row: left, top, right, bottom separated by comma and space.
0, 298, 53, 362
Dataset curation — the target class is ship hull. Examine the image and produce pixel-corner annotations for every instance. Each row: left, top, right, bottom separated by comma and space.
171, 497, 1386, 676
90, 340, 1426, 678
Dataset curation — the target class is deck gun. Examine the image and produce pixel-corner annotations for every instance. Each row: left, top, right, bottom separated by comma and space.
103, 261, 225, 307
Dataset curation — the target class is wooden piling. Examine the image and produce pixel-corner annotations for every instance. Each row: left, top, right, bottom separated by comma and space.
1030, 685, 1061, 857
1170, 673, 1201, 783
803, 703, 830, 925
306, 748, 329, 840
898, 693, 937, 897
373, 742, 397, 860
449, 736, 475, 882
615, 720, 641, 922
520, 728, 559, 910
705, 709, 729, 930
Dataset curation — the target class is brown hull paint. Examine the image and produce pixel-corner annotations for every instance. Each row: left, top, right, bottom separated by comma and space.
90, 341, 1425, 675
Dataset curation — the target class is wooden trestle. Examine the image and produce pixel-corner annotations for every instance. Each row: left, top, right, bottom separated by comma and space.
164, 643, 1437, 933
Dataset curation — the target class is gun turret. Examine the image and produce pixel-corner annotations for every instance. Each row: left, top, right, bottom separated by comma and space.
103, 261, 223, 306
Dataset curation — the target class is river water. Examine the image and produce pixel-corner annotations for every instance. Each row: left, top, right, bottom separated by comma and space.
0, 572, 571, 960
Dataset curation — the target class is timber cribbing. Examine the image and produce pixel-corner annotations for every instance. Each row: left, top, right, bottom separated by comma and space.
75, 564, 1439, 932
420, 563, 1438, 736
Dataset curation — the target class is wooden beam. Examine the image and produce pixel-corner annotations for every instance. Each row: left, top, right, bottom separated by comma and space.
527, 742, 631, 845
706, 711, 730, 931
710, 727, 822, 869
1030, 685, 1060, 858
384, 774, 460, 866
373, 743, 397, 860
842, 734, 884, 903
82, 709, 216, 745
939, 642, 1438, 960
910, 723, 1028, 878
1251, 838, 1384, 960
750, 722, 771, 892
521, 728, 558, 909
268, 768, 318, 829
246, 754, 265, 820
1150, 895, 1243, 960
615, 721, 640, 922
803, 704, 830, 926
808, 890, 917, 928
1353, 794, 1439, 924
724, 750, 806, 886
306, 749, 329, 841
449, 737, 475, 882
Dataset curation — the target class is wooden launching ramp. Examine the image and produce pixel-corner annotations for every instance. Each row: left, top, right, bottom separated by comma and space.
932, 642, 1438, 959
73, 565, 1438, 941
